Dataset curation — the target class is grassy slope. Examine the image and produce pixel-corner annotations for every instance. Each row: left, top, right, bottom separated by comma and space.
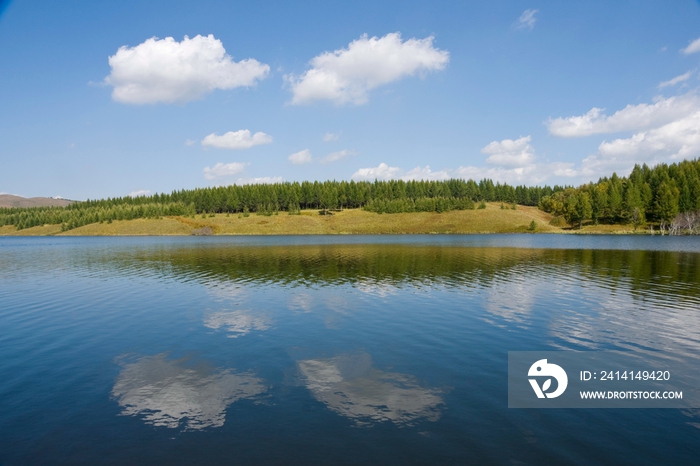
0, 203, 641, 236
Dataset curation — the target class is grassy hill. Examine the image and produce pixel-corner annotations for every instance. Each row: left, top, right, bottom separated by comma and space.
0, 203, 642, 236
0, 194, 74, 209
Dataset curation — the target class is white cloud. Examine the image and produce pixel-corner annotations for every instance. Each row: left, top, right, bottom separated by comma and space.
547, 93, 700, 137
449, 135, 552, 184
105, 35, 269, 104
552, 111, 700, 179
682, 37, 700, 55
351, 163, 402, 181
203, 162, 248, 180
351, 164, 452, 182
288, 149, 313, 164
235, 176, 283, 185
350, 136, 575, 185
480, 136, 535, 166
128, 190, 151, 197
516, 9, 538, 30
659, 71, 693, 89
402, 165, 451, 181
286, 32, 449, 105
598, 110, 700, 160
201, 130, 272, 150
321, 149, 355, 163
452, 164, 555, 185
185, 139, 196, 146
323, 132, 339, 142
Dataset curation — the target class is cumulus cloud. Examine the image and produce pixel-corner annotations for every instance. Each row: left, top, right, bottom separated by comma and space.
546, 89, 700, 180
184, 139, 196, 146
203, 162, 248, 180
579, 111, 700, 177
128, 190, 151, 197
351, 163, 403, 180
323, 132, 339, 142
351, 136, 573, 185
596, 111, 700, 160
547, 93, 700, 137
402, 165, 451, 181
286, 32, 449, 105
352, 164, 450, 182
682, 37, 700, 55
321, 149, 355, 163
288, 149, 313, 164
235, 176, 283, 185
659, 71, 693, 89
444, 135, 556, 184
516, 9, 538, 30
201, 130, 272, 150
105, 35, 269, 104
452, 163, 570, 185
480, 136, 535, 166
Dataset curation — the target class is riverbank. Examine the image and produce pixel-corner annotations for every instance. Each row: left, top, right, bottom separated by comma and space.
0, 203, 646, 236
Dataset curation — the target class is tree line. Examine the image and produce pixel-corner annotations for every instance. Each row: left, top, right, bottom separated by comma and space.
2, 159, 699, 232
0, 179, 561, 230
538, 158, 700, 233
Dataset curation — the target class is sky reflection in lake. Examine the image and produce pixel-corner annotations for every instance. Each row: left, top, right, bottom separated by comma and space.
2, 236, 700, 464
112, 354, 267, 430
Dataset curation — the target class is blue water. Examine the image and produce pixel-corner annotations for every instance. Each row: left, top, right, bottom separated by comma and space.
1, 235, 700, 465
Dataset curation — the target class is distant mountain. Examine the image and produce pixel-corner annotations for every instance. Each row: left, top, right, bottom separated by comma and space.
0, 194, 74, 209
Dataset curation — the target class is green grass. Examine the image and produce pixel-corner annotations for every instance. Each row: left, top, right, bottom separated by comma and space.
0, 203, 644, 236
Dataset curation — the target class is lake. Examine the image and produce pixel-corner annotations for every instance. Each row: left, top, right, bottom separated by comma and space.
1, 235, 700, 465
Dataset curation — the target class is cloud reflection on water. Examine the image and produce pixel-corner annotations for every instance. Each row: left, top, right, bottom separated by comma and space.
203, 310, 271, 338
298, 353, 443, 427
112, 354, 266, 430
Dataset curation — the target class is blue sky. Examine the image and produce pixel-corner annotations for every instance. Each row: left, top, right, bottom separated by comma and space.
1, 0, 700, 200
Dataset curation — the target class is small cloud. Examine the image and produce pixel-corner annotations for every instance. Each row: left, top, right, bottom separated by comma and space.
129, 190, 151, 197
351, 163, 402, 181
69, 143, 76, 148
660, 46, 668, 53
201, 130, 272, 150
515, 9, 538, 30
681, 37, 700, 55
481, 136, 535, 166
185, 139, 196, 146
236, 176, 283, 185
323, 132, 339, 142
288, 149, 313, 165
203, 162, 248, 180
659, 71, 693, 89
351, 163, 448, 182
402, 165, 450, 181
321, 149, 355, 163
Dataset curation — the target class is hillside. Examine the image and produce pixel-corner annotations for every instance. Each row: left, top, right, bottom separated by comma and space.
0, 194, 74, 209
0, 204, 640, 236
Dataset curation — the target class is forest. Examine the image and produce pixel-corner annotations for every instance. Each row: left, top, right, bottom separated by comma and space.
537, 158, 700, 234
1, 158, 699, 233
